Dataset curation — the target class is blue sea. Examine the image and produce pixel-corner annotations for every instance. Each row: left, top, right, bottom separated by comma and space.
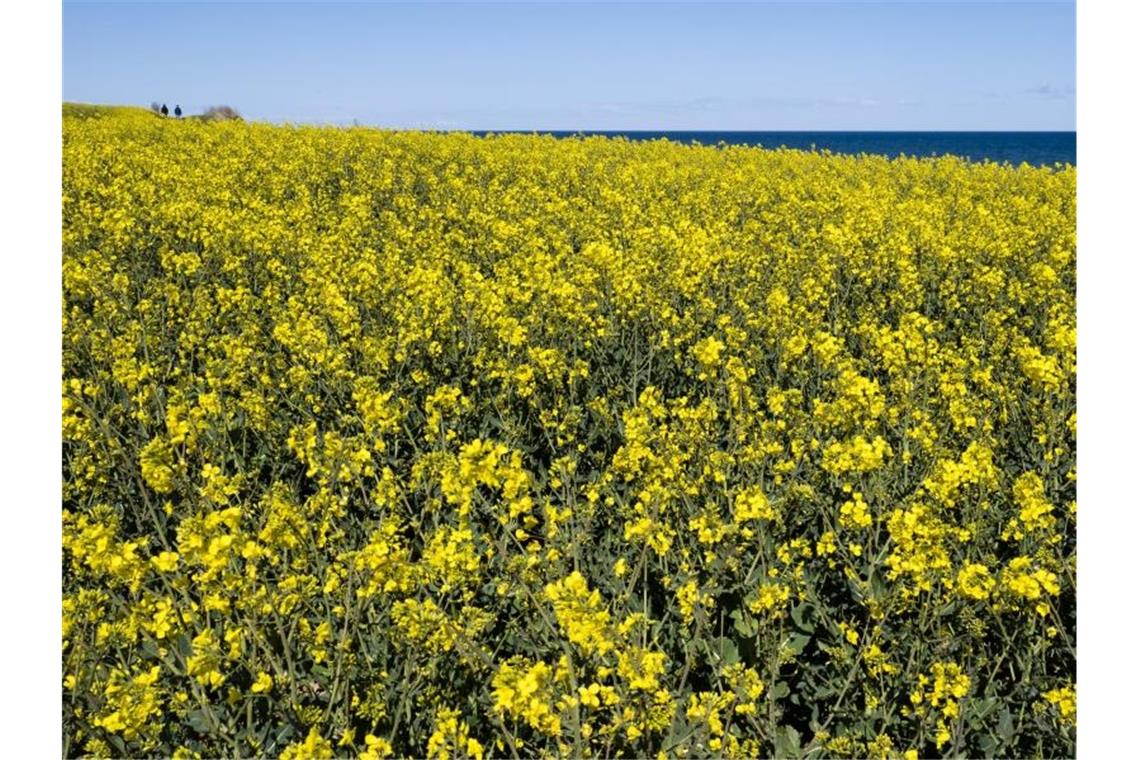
473, 131, 1075, 167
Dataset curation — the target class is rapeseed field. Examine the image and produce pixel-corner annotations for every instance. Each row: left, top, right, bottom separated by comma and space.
62, 108, 1075, 759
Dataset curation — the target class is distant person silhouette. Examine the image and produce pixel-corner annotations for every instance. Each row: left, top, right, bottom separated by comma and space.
174, 105, 182, 117
161, 104, 168, 117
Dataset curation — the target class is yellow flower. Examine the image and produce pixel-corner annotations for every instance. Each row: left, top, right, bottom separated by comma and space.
280, 727, 334, 760
544, 571, 614, 655
956, 563, 995, 600
150, 551, 180, 573
692, 336, 725, 368
360, 734, 394, 760
250, 672, 273, 694
1043, 684, 1077, 726
733, 486, 776, 522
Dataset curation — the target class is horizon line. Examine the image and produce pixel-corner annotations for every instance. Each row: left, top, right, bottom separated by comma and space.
61, 102, 1075, 134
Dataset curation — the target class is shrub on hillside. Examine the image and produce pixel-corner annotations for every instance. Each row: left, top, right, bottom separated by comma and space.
200, 105, 242, 121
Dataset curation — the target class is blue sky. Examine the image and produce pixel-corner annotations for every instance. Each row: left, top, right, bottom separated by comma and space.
63, 1, 1075, 130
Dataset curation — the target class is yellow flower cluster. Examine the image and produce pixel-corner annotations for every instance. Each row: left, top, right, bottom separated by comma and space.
909, 662, 972, 749
62, 106, 1074, 758
491, 658, 564, 735
1002, 471, 1057, 540
544, 572, 615, 655
1042, 684, 1077, 727
426, 708, 484, 760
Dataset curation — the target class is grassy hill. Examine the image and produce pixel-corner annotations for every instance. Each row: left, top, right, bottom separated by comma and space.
63, 103, 159, 120
63, 102, 242, 122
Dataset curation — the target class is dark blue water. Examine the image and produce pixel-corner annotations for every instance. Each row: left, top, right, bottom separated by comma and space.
473, 131, 1075, 167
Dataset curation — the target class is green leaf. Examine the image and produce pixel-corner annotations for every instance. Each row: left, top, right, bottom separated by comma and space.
107, 733, 127, 754
187, 709, 214, 735
773, 724, 801, 758
707, 636, 740, 666
790, 602, 815, 633
870, 569, 889, 599
140, 638, 160, 659
731, 607, 759, 637
965, 696, 999, 727
267, 723, 297, 755
997, 708, 1015, 741
771, 681, 791, 699
785, 633, 811, 655
175, 632, 194, 657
